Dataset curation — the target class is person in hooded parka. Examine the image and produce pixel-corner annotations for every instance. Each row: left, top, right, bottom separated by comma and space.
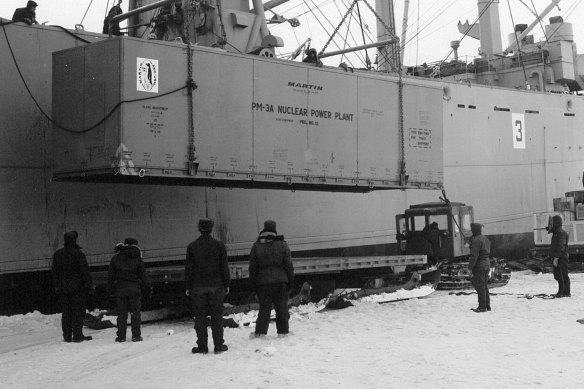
108, 237, 150, 342
249, 220, 294, 337
549, 215, 571, 297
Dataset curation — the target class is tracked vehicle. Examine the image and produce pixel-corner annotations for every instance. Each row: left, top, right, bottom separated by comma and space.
396, 201, 511, 289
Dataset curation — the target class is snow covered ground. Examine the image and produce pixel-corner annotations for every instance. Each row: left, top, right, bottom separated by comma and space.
1, 271, 584, 389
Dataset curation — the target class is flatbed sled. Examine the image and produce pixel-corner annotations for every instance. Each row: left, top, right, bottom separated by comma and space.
85, 281, 317, 329
324, 268, 441, 309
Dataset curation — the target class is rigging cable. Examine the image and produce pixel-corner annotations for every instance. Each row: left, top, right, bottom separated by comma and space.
80, 0, 95, 26
402, 0, 459, 67
355, 0, 371, 68
507, 0, 529, 85
400, 0, 456, 59
335, 0, 368, 66
273, 0, 358, 65
359, 0, 401, 71
416, 0, 419, 66
529, 0, 550, 45
309, 0, 358, 68
340, 5, 353, 64
338, 0, 371, 65
435, 0, 495, 72
536, 0, 583, 49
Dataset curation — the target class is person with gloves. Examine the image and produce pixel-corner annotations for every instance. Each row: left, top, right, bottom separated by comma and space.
548, 215, 570, 297
249, 220, 294, 337
185, 218, 230, 354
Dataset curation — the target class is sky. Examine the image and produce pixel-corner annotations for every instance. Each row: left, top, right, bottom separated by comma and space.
1, 270, 584, 388
1, 0, 583, 67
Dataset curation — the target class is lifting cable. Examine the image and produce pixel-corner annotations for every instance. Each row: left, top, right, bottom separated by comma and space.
80, 0, 95, 26
184, 2, 198, 175
318, 0, 357, 57
335, 0, 369, 66
306, 0, 357, 67
333, 0, 352, 64
358, 0, 406, 185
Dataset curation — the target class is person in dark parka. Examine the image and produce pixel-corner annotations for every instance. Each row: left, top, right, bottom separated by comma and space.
102, 0, 123, 35
12, 1, 38, 25
249, 220, 294, 336
303, 48, 323, 67
549, 215, 571, 297
468, 223, 491, 313
185, 218, 230, 354
51, 231, 93, 342
108, 237, 150, 342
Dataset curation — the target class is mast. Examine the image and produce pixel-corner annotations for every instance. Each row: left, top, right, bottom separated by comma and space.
477, 0, 502, 58
375, 0, 399, 71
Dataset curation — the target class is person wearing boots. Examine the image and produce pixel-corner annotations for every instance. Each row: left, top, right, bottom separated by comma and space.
51, 231, 93, 342
108, 237, 150, 342
468, 223, 491, 313
185, 218, 230, 354
249, 220, 294, 337
549, 215, 571, 297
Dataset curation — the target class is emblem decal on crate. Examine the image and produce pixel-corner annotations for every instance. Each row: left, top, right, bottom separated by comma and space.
137, 57, 158, 93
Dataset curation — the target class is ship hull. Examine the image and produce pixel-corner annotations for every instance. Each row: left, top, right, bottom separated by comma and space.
1, 21, 583, 314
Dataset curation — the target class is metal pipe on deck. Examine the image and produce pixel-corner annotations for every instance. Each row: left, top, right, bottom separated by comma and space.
111, 0, 181, 25
319, 38, 398, 59
110, 0, 184, 37
261, 0, 291, 12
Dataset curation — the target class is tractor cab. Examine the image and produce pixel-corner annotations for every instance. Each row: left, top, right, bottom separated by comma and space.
396, 202, 474, 264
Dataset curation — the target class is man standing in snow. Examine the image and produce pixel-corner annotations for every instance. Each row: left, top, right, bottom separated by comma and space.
468, 223, 491, 313
51, 231, 93, 342
185, 218, 230, 354
549, 215, 570, 297
249, 220, 294, 337
108, 238, 150, 342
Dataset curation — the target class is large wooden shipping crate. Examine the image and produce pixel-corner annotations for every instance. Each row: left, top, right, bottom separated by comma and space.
52, 37, 443, 191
